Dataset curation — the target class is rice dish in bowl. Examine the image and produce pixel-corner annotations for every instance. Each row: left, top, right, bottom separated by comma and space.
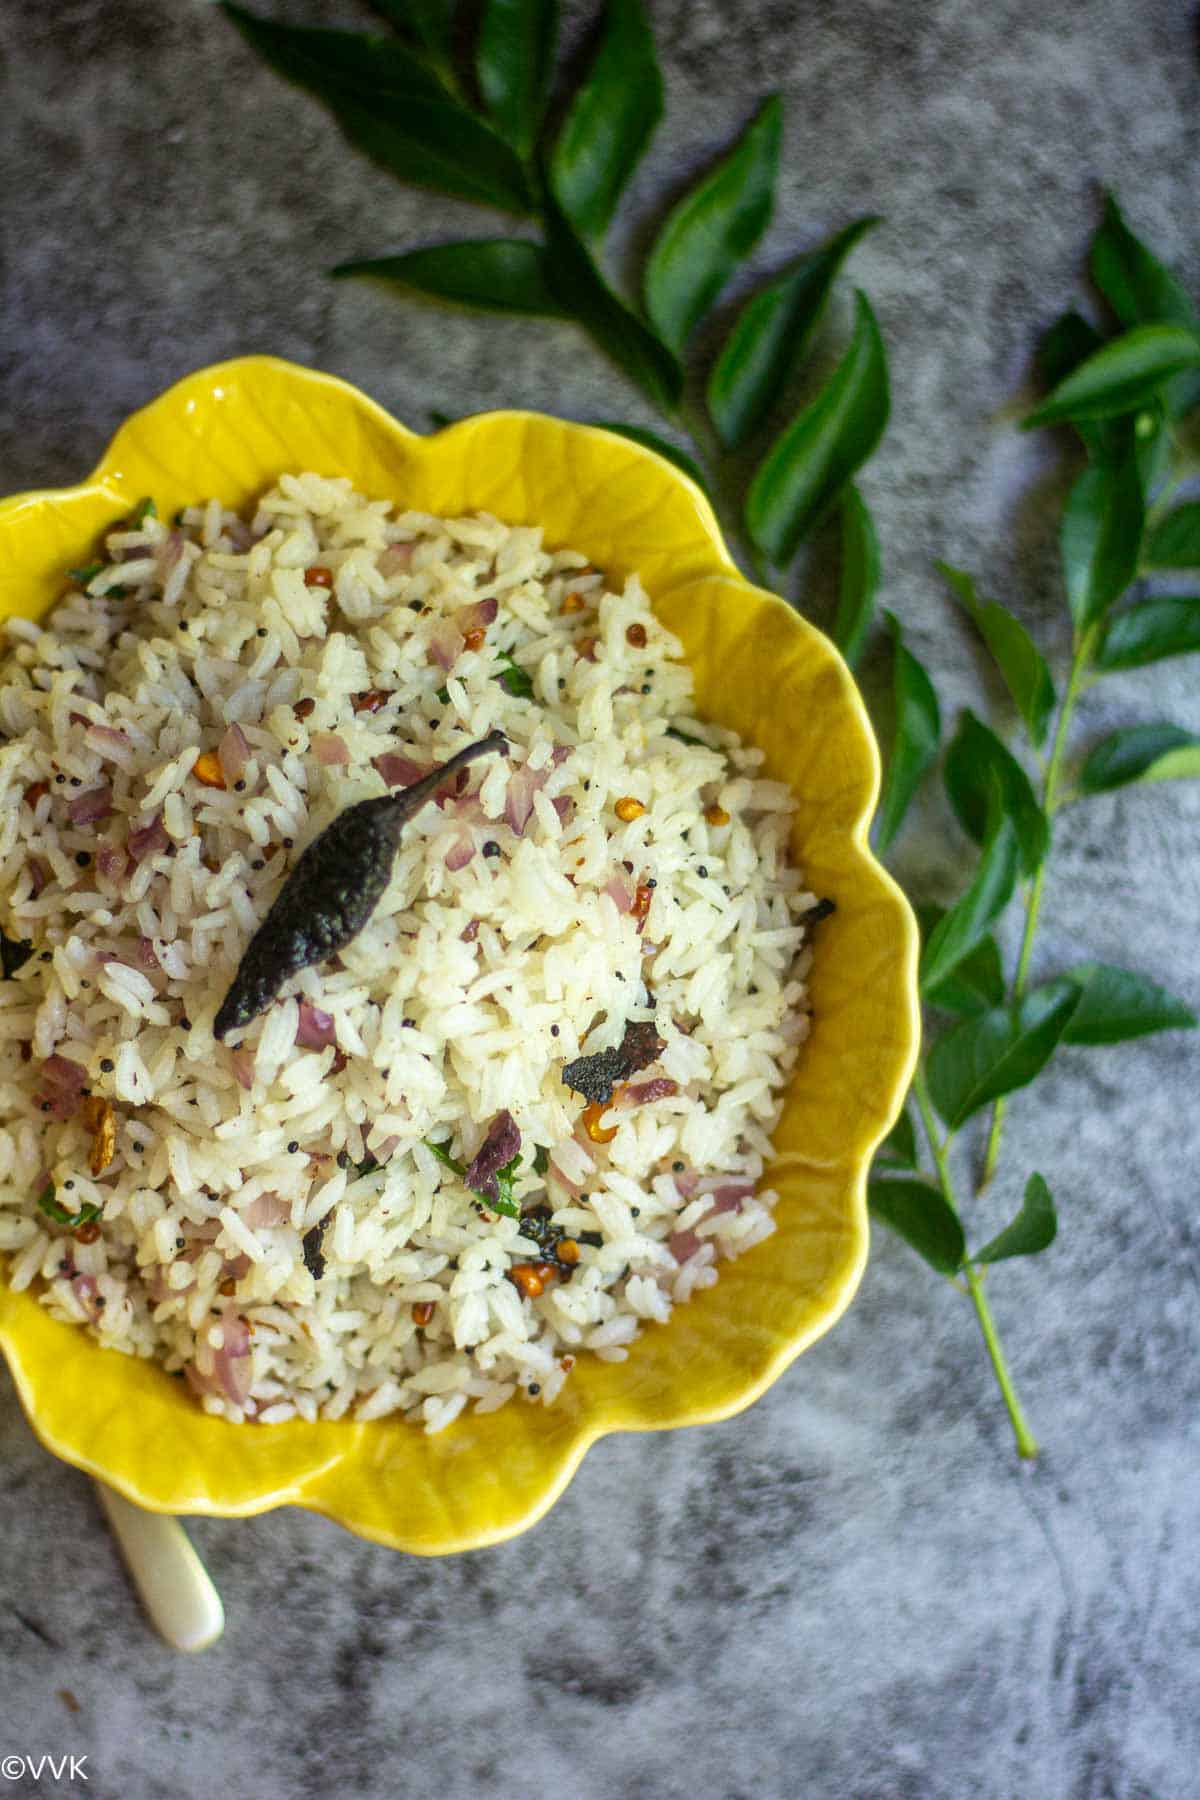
0, 472, 828, 1434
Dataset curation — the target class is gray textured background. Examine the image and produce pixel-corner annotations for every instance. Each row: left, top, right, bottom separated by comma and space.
2, 2, 1198, 1796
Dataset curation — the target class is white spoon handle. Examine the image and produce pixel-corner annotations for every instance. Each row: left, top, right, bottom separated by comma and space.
96, 1484, 224, 1652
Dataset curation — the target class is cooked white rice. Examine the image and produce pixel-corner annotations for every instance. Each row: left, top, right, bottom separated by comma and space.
0, 473, 819, 1431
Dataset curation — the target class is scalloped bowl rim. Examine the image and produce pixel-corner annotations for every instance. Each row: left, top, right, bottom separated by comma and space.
0, 357, 920, 1552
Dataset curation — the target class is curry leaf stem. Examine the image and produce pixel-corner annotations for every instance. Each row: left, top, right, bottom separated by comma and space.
912, 1068, 1039, 1459
979, 626, 1095, 1186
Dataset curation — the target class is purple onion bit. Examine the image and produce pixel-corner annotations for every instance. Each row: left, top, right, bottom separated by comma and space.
463, 1110, 522, 1202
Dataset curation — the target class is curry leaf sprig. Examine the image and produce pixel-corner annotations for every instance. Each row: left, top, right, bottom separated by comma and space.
222, 0, 889, 611
869, 194, 1200, 1458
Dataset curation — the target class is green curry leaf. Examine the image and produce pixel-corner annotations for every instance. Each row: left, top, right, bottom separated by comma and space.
707, 216, 879, 451
745, 290, 890, 563
549, 0, 662, 241
644, 97, 782, 354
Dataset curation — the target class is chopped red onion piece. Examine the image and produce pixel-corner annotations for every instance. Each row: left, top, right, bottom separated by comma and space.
504, 762, 545, 835
603, 874, 634, 913
374, 753, 432, 789
311, 732, 350, 767
460, 917, 481, 943
128, 814, 168, 862
68, 785, 112, 826
295, 1000, 337, 1050
710, 1181, 755, 1213
377, 542, 413, 576
552, 796, 574, 825
136, 936, 160, 970
214, 1310, 253, 1405
444, 832, 475, 872
70, 1274, 100, 1315
621, 1078, 679, 1106
463, 1110, 521, 1200
229, 1046, 255, 1091
27, 857, 49, 896
428, 618, 464, 671
696, 1174, 756, 1198
549, 1159, 584, 1198
242, 1191, 286, 1228
96, 845, 127, 880
669, 1229, 702, 1264
674, 1165, 700, 1198
86, 723, 130, 754
184, 1362, 220, 1400
550, 745, 571, 766
455, 597, 498, 633
218, 722, 251, 784
158, 530, 185, 572
143, 1264, 181, 1304
38, 1053, 87, 1118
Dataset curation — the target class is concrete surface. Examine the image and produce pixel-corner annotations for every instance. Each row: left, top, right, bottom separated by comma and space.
1, 1, 1198, 1796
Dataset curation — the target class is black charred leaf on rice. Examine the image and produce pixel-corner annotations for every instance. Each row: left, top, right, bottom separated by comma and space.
213, 731, 507, 1039
302, 1215, 329, 1281
1, 927, 34, 979
561, 1018, 667, 1104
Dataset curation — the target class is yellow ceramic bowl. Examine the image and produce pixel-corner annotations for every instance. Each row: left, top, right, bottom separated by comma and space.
0, 357, 918, 1551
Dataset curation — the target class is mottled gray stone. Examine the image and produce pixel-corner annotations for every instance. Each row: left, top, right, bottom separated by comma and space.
1, 1, 1198, 1796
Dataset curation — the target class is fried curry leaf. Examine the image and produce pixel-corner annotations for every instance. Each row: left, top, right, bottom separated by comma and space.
301, 1217, 328, 1280
1, 928, 34, 980
561, 1019, 665, 1105
214, 732, 507, 1039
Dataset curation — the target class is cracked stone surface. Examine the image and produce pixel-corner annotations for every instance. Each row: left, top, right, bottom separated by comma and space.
1, 2, 1198, 1796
